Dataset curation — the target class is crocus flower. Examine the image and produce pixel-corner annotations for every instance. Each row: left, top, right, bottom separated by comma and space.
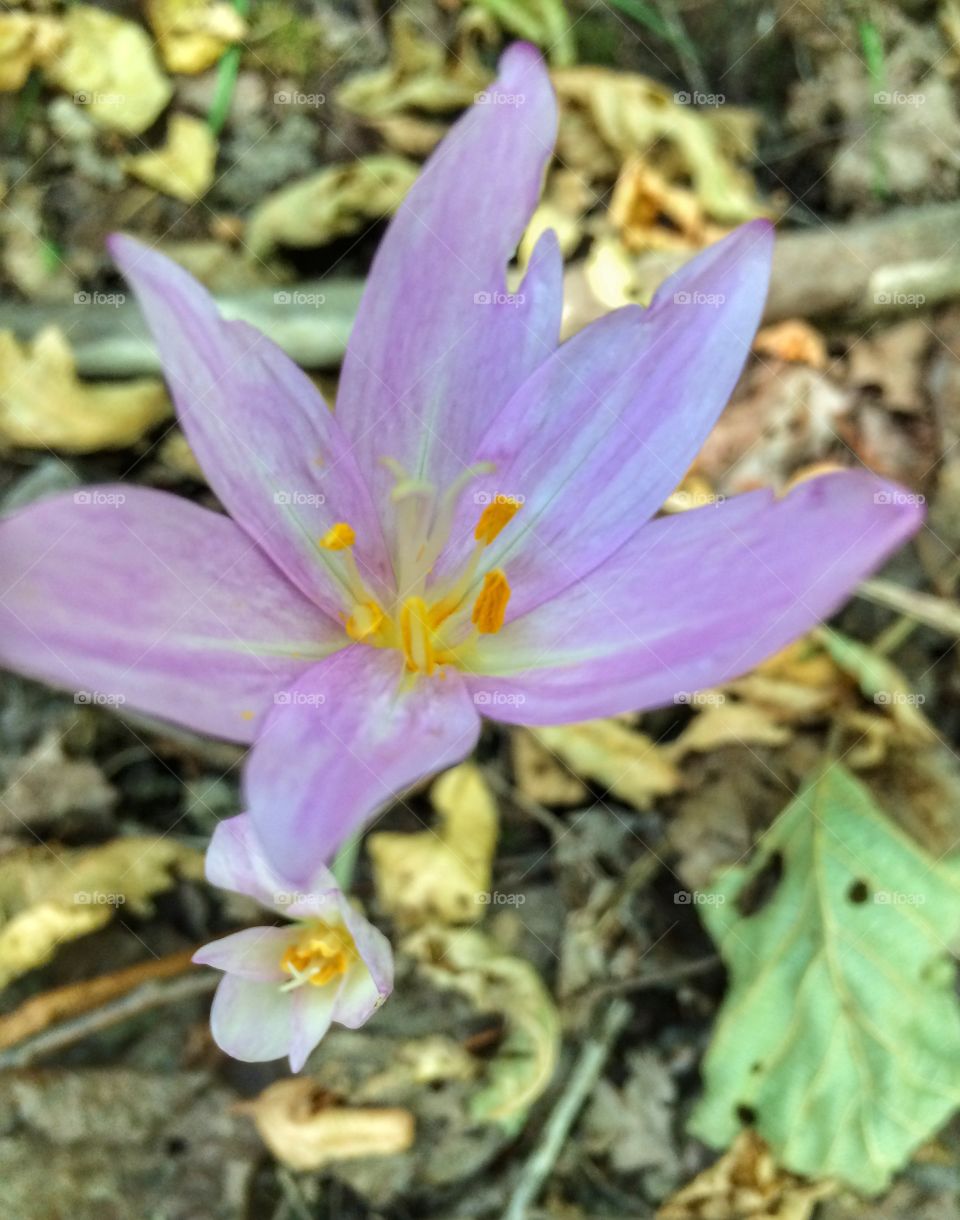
0, 44, 920, 887
193, 814, 392, 1071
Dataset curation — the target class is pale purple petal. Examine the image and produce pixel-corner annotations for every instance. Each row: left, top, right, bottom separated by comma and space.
464, 472, 922, 721
209, 973, 293, 1064
206, 813, 341, 919
246, 646, 481, 883
108, 235, 392, 615
433, 221, 774, 617
336, 43, 561, 548
333, 954, 392, 1029
0, 487, 337, 742
193, 926, 290, 981
288, 986, 337, 1072
336, 900, 394, 1001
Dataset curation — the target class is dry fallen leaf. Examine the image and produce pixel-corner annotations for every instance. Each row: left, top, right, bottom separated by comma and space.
145, 0, 246, 75
0, 12, 63, 92
46, 6, 172, 136
610, 158, 724, 252
238, 1078, 414, 1171
534, 720, 680, 808
0, 837, 203, 988
0, 327, 170, 451
368, 763, 498, 926
247, 155, 417, 256
511, 729, 587, 806
667, 699, 791, 761
124, 114, 217, 202
753, 319, 829, 369
657, 1130, 835, 1220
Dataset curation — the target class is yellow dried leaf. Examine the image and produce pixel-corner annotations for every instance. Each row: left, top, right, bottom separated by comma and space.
0, 837, 204, 987
239, 1078, 414, 1171
0, 327, 170, 452
247, 155, 417, 256
667, 700, 791, 760
511, 730, 587, 806
47, 6, 172, 136
404, 926, 560, 1132
368, 763, 498, 927
146, 0, 246, 74
0, 13, 63, 92
534, 720, 680, 808
124, 114, 217, 202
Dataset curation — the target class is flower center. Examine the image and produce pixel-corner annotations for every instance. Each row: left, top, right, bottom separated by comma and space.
280, 919, 357, 991
318, 465, 521, 677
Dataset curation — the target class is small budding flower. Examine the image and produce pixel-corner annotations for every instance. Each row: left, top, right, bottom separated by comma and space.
193, 815, 392, 1072
0, 43, 923, 889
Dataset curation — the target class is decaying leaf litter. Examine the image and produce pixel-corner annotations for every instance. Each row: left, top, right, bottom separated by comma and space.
2, 2, 960, 1217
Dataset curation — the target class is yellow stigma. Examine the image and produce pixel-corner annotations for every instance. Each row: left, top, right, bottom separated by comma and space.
472, 570, 511, 634
474, 495, 522, 546
318, 521, 356, 551
399, 596, 437, 674
345, 600, 385, 641
280, 920, 357, 990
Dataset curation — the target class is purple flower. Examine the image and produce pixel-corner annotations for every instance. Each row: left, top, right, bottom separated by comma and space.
0, 45, 921, 885
193, 814, 392, 1071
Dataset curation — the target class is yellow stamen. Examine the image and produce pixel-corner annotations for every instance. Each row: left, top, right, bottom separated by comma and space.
345, 600, 385, 642
280, 921, 357, 990
471, 570, 511, 634
399, 596, 436, 674
318, 522, 356, 551
474, 496, 522, 547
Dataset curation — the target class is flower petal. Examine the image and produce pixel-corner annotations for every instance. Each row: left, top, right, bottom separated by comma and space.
464, 472, 922, 722
205, 813, 342, 918
0, 486, 336, 742
193, 926, 290, 982
288, 986, 338, 1072
334, 954, 393, 1030
336, 43, 561, 545
337, 901, 394, 1003
208, 973, 292, 1064
108, 235, 392, 615
435, 221, 774, 617
246, 646, 481, 883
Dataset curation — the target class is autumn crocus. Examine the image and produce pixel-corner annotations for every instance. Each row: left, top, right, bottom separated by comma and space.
0, 44, 921, 885
193, 814, 392, 1071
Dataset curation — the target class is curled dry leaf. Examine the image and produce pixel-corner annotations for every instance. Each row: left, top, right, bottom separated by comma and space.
511, 729, 587, 806
0, 12, 63, 92
534, 720, 680, 808
145, 0, 247, 75
0, 328, 170, 452
124, 114, 218, 202
752, 319, 829, 369
368, 763, 498, 926
247, 155, 418, 256
404, 926, 560, 1132
0, 837, 204, 987
46, 6, 172, 136
238, 1078, 414, 1171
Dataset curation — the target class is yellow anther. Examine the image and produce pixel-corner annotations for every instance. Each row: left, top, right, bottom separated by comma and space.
345, 600, 386, 642
280, 921, 356, 989
318, 522, 356, 551
471, 570, 511, 635
474, 496, 522, 547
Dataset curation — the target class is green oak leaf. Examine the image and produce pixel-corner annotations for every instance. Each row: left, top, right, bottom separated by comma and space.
690, 762, 960, 1194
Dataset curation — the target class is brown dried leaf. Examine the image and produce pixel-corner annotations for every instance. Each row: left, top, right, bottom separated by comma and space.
667, 699, 791, 761
753, 319, 829, 369
124, 114, 217, 202
511, 730, 587, 806
534, 720, 680, 808
239, 1078, 414, 1171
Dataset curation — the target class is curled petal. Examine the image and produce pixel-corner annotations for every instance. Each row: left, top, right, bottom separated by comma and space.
209, 973, 294, 1065
193, 926, 290, 982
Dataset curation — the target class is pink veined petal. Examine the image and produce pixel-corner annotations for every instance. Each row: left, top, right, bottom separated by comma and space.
0, 486, 337, 743
337, 899, 395, 1002
193, 926, 291, 982
208, 973, 293, 1064
246, 645, 481, 884
333, 955, 392, 1030
463, 471, 923, 722
432, 220, 774, 618
336, 43, 562, 550
205, 813, 342, 918
108, 235, 392, 615
288, 985, 338, 1072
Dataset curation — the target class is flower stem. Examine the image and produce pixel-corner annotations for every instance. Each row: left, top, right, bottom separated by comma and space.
331, 834, 361, 891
